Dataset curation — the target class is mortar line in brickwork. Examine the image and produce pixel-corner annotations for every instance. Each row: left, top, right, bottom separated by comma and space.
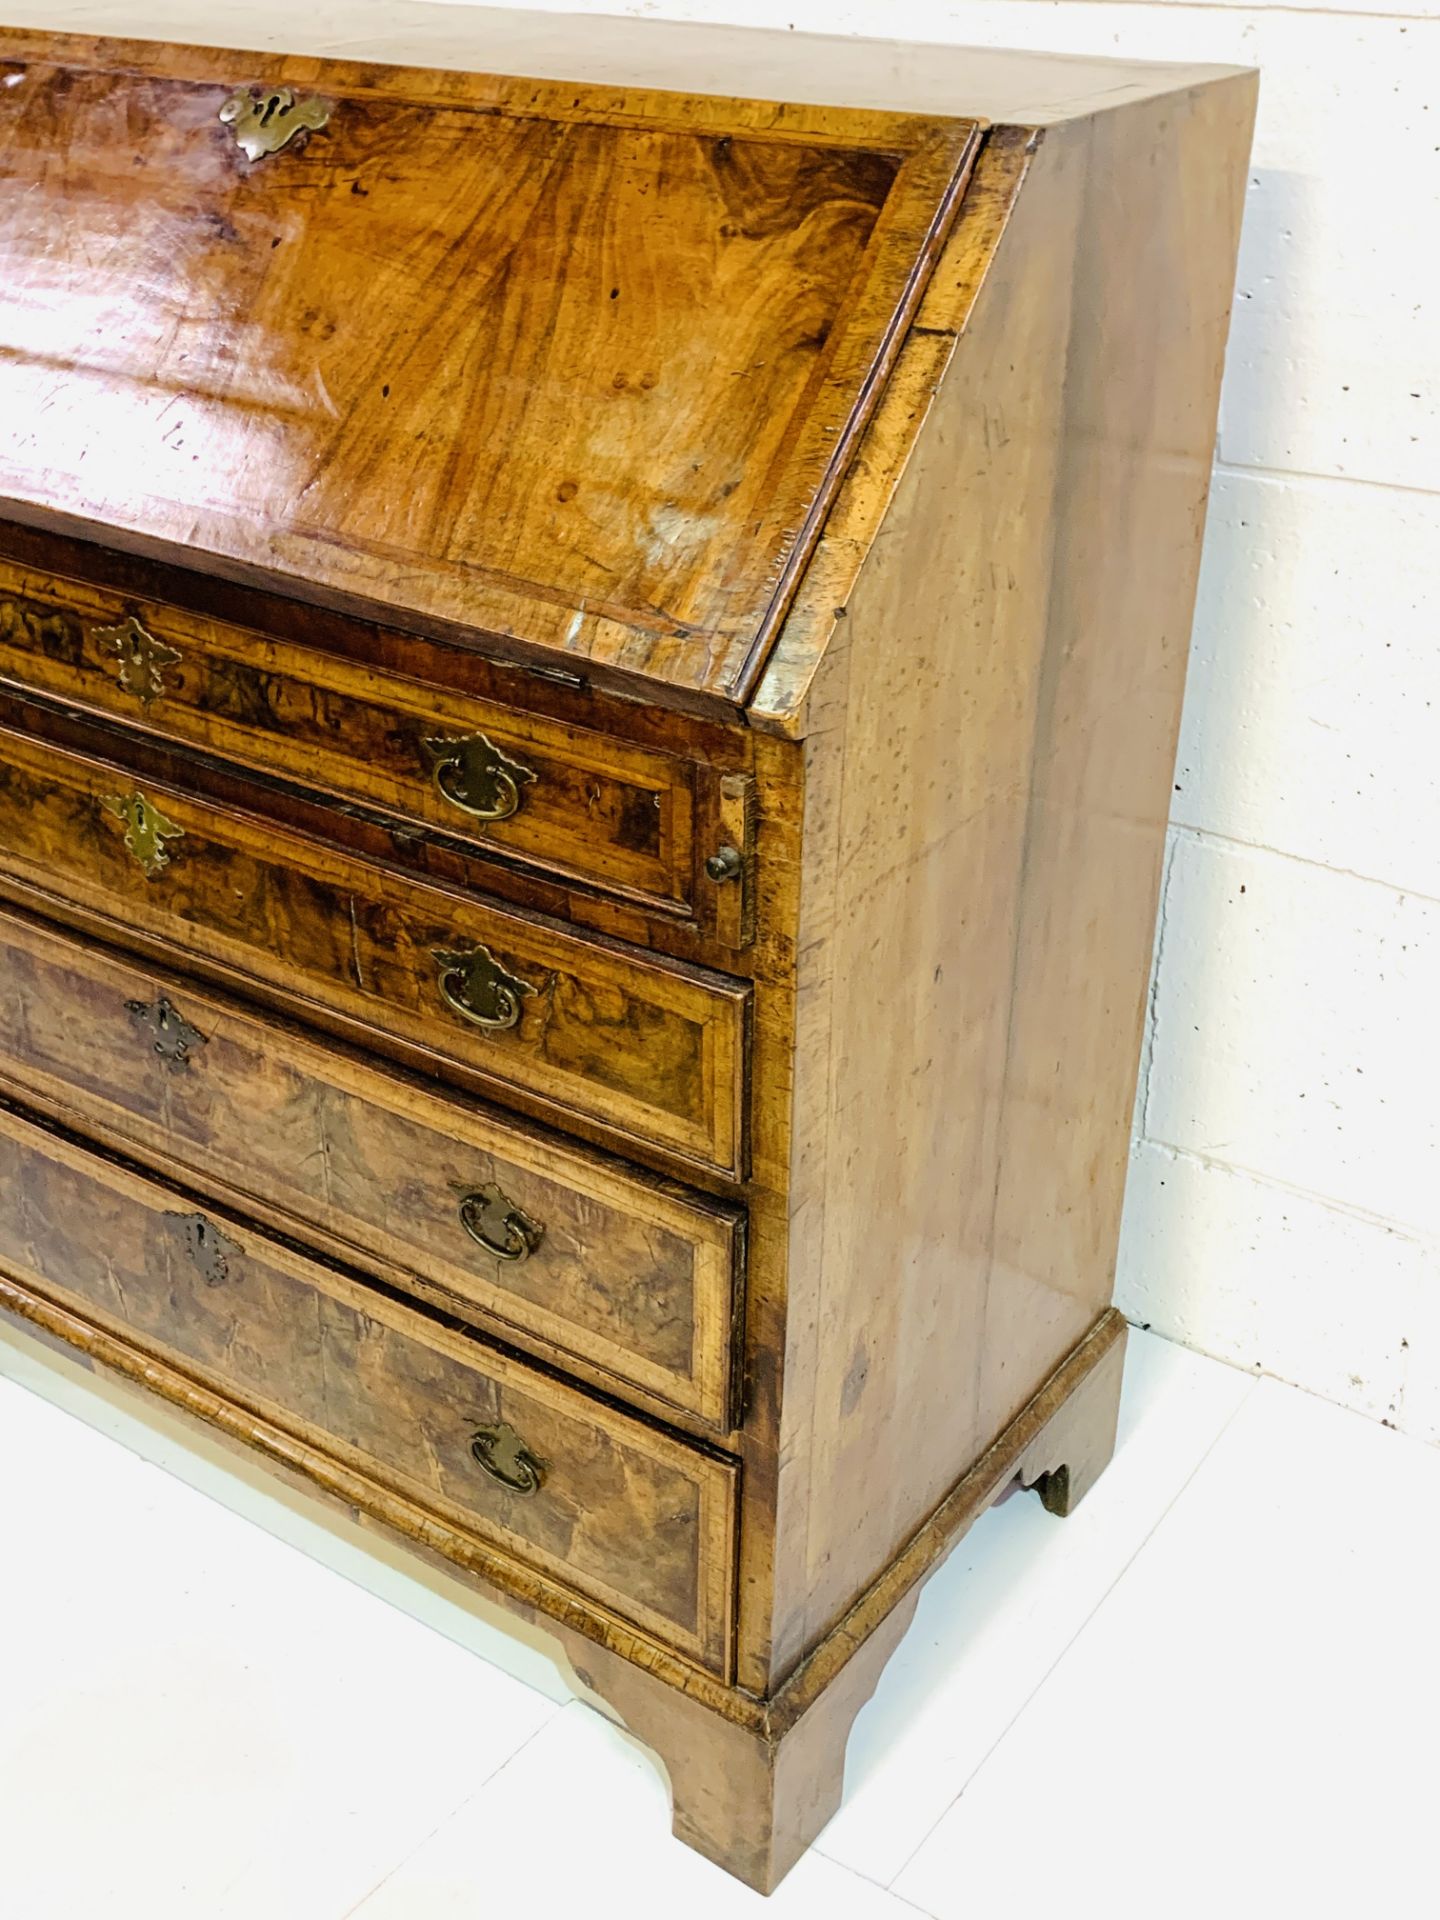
1165, 823, 1440, 914
1131, 1136, 1440, 1248
1138, 835, 1179, 1140
985, 0, 1440, 23
1211, 458, 1440, 503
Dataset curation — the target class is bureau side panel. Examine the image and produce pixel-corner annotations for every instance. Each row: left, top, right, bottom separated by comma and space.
768, 78, 1256, 1676
977, 79, 1256, 1438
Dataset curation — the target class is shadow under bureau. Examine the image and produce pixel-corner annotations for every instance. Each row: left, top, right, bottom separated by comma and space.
0, 10, 1255, 1892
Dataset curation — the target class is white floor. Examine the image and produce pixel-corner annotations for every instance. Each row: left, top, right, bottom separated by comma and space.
1, 1327, 1437, 1920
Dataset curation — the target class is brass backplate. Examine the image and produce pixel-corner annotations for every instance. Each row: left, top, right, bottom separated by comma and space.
126, 994, 206, 1070
219, 86, 331, 162
93, 615, 181, 707
101, 790, 184, 878
432, 944, 536, 1032
457, 1182, 545, 1263
167, 1212, 241, 1288
421, 730, 537, 824
470, 1421, 545, 1496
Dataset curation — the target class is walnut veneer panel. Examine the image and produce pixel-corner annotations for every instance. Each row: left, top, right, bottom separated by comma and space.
0, 903, 742, 1430
0, 559, 711, 924
0, 719, 749, 1175
0, 14, 1257, 1897
0, 32, 977, 705
0, 1101, 738, 1670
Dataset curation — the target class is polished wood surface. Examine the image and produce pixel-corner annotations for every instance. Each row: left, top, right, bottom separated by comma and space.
760, 72, 1256, 1675
0, 1100, 738, 1671
0, 902, 743, 1431
0, 13, 1255, 1896
0, 558, 719, 925
0, 714, 749, 1174
0, 29, 977, 707
0, 518, 762, 966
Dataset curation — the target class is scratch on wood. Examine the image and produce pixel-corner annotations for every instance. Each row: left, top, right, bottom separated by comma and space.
348, 897, 365, 992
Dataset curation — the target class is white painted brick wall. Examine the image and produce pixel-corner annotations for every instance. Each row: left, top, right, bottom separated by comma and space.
467, 0, 1440, 1438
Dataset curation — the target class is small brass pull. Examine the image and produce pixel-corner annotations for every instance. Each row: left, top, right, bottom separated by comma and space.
705, 845, 743, 883
219, 85, 331, 162
168, 1212, 240, 1288
458, 1184, 544, 1264
432, 945, 535, 1032
470, 1421, 544, 1497
126, 994, 206, 1071
101, 789, 184, 878
93, 615, 180, 708
420, 731, 536, 824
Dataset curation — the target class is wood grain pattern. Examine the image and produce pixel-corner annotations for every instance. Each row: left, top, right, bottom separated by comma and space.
0, 559, 709, 922
0, 30, 977, 705
0, 902, 743, 1430
760, 123, 1090, 1676
0, 14, 1259, 1894
0, 715, 750, 1174
758, 79, 1256, 1678
977, 84, 1258, 1443
0, 1099, 738, 1670
751, 127, 1037, 735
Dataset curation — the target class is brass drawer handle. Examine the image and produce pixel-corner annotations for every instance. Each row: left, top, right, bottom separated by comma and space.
421, 731, 536, 824
220, 86, 331, 162
126, 993, 206, 1071
432, 945, 536, 1032
459, 1184, 544, 1264
101, 789, 184, 877
470, 1421, 544, 1497
93, 615, 180, 708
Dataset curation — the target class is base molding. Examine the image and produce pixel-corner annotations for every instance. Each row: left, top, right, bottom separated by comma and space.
772, 1308, 1127, 1735
566, 1310, 1127, 1891
0, 1275, 1125, 1892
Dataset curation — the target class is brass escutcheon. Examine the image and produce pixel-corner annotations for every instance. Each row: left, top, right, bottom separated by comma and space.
458, 1183, 544, 1264
470, 1421, 545, 1497
420, 731, 536, 825
101, 790, 184, 878
93, 615, 181, 707
167, 1212, 241, 1288
219, 85, 331, 162
126, 993, 206, 1070
432, 944, 536, 1032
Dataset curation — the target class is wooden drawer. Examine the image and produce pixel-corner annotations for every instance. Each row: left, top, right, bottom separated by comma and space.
0, 720, 749, 1175
0, 1102, 738, 1673
0, 559, 752, 940
0, 904, 742, 1431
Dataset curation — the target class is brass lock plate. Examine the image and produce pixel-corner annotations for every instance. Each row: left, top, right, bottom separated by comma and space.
101, 790, 184, 877
93, 615, 181, 707
219, 85, 331, 162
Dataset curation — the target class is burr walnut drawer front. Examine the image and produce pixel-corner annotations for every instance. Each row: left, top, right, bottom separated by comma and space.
0, 1103, 738, 1673
0, 722, 749, 1175
0, 905, 743, 1432
0, 559, 744, 933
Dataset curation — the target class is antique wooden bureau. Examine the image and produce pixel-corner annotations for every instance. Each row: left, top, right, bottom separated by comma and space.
0, 5, 1255, 1892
